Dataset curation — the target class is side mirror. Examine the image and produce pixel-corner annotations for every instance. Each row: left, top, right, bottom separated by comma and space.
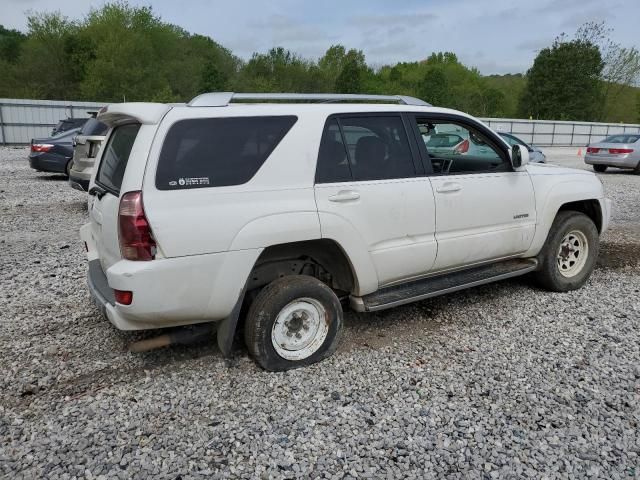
511, 144, 530, 168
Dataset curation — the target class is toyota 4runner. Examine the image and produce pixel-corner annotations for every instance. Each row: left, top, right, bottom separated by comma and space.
80, 92, 612, 371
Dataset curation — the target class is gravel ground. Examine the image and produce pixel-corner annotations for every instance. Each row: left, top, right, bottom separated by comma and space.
0, 146, 638, 479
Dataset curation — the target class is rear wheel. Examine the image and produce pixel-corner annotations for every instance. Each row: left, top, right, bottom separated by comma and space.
244, 275, 343, 371
592, 164, 607, 173
534, 211, 599, 292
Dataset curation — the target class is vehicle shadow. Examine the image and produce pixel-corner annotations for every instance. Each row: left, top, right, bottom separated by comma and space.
35, 174, 68, 181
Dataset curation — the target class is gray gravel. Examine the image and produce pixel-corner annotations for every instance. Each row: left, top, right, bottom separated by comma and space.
1, 146, 639, 479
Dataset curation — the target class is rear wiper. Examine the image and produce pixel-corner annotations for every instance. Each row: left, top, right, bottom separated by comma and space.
88, 185, 107, 199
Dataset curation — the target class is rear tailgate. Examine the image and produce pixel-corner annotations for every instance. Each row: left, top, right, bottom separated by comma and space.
89, 124, 141, 271
86, 102, 171, 271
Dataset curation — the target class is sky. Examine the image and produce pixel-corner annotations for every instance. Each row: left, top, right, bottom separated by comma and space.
1, 0, 638, 75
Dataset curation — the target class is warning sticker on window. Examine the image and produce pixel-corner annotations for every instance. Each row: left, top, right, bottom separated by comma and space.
171, 177, 210, 187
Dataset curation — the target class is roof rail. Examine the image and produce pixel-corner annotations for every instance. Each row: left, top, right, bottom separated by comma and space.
188, 92, 431, 107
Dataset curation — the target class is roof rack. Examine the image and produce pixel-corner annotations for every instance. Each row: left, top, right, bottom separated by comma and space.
188, 92, 431, 107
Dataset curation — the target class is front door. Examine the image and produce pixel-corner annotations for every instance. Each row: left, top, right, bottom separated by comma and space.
412, 115, 536, 271
314, 115, 437, 288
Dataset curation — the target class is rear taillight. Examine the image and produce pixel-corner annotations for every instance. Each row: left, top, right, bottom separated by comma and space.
608, 148, 633, 155
587, 147, 600, 154
454, 139, 470, 154
114, 289, 133, 305
118, 191, 156, 261
31, 143, 54, 153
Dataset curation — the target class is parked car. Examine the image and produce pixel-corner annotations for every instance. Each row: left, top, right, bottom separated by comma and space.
584, 133, 640, 173
69, 116, 109, 191
51, 117, 88, 136
498, 132, 546, 163
81, 92, 611, 371
29, 128, 81, 176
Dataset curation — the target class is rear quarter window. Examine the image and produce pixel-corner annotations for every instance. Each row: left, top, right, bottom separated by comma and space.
96, 123, 140, 194
155, 116, 297, 190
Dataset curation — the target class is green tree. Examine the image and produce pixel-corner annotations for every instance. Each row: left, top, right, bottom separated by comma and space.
519, 38, 604, 120
0, 25, 26, 63
418, 67, 449, 106
335, 57, 362, 93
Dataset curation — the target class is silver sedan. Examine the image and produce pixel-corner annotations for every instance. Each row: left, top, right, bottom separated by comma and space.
584, 134, 640, 173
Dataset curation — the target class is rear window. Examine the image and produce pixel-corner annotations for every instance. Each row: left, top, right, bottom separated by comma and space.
81, 118, 108, 136
156, 116, 297, 190
603, 134, 640, 144
96, 124, 140, 194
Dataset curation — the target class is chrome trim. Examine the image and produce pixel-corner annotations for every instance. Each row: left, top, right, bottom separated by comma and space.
188, 92, 432, 107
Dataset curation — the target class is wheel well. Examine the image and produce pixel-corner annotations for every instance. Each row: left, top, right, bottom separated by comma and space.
247, 239, 356, 294
558, 200, 603, 232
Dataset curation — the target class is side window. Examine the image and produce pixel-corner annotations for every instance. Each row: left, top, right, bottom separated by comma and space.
156, 116, 297, 190
340, 116, 415, 181
416, 119, 508, 175
315, 119, 351, 183
96, 123, 140, 194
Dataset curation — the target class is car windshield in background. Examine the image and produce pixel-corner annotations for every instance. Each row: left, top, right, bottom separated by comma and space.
602, 134, 640, 144
96, 124, 140, 194
80, 118, 109, 136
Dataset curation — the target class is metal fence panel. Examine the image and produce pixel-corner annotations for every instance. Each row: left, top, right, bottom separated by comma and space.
480, 118, 640, 146
0, 98, 105, 144
1, 98, 640, 146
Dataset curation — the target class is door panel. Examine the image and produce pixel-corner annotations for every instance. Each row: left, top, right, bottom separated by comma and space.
315, 178, 437, 286
411, 115, 536, 271
430, 172, 535, 270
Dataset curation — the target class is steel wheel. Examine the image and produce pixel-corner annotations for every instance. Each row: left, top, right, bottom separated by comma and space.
271, 297, 329, 361
556, 230, 589, 278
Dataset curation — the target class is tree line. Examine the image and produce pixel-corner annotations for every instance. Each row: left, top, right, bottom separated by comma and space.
0, 3, 639, 123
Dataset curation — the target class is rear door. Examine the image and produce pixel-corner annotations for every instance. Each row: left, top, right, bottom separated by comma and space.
89, 123, 141, 271
314, 114, 438, 287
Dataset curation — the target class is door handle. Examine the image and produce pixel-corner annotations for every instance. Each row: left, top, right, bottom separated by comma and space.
328, 190, 360, 202
436, 182, 462, 193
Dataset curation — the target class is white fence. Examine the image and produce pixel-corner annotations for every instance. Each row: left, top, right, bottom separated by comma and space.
480, 117, 640, 147
0, 98, 105, 144
1, 98, 639, 146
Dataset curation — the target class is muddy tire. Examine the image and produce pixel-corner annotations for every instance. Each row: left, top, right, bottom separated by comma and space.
592, 164, 607, 173
244, 275, 343, 371
534, 211, 599, 292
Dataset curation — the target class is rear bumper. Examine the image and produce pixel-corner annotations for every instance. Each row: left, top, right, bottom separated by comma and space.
29, 152, 69, 173
81, 223, 260, 331
584, 154, 639, 169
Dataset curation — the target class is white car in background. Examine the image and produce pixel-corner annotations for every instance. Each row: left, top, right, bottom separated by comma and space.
80, 92, 611, 371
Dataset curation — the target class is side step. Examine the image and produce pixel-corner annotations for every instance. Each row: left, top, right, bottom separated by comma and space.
354, 258, 538, 312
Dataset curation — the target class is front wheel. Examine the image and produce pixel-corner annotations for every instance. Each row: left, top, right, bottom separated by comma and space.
534, 211, 599, 292
244, 275, 343, 371
592, 164, 607, 173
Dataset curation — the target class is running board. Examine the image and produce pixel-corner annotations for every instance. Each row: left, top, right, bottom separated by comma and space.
352, 258, 538, 312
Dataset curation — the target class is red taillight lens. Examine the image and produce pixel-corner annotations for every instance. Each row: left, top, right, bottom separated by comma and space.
587, 147, 600, 153
608, 148, 633, 155
118, 191, 156, 261
31, 143, 54, 153
454, 139, 470, 154
114, 289, 133, 305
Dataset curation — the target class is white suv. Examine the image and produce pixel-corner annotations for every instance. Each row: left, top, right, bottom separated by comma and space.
80, 92, 612, 371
